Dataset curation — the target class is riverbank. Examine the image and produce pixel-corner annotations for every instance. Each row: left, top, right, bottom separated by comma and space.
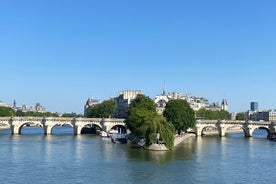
173, 133, 196, 147
129, 133, 196, 151
147, 133, 196, 151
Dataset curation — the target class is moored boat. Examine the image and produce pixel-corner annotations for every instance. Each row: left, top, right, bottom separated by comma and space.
267, 133, 276, 141
99, 131, 109, 137
110, 133, 128, 144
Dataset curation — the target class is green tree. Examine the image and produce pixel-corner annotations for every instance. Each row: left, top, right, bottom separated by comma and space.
236, 112, 245, 120
15, 110, 59, 117
87, 99, 116, 118
62, 112, 83, 117
125, 94, 157, 137
125, 94, 175, 149
0, 106, 15, 117
163, 99, 195, 134
15, 110, 25, 116
196, 108, 231, 120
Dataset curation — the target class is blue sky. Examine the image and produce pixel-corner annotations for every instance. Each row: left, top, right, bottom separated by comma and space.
1, 0, 276, 114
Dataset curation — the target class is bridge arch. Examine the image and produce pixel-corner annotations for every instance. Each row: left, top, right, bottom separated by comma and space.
80, 123, 103, 134
109, 125, 127, 134
17, 121, 43, 134
50, 123, 74, 135
224, 124, 245, 136
201, 125, 218, 136
252, 126, 270, 138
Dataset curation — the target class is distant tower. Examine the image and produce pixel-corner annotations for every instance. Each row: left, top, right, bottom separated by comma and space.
13, 99, 16, 108
250, 102, 258, 111
221, 98, 228, 111
162, 80, 166, 95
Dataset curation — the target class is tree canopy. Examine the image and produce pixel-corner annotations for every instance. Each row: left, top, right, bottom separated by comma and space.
125, 94, 175, 149
163, 99, 196, 134
236, 112, 246, 120
87, 99, 117, 118
196, 108, 231, 120
125, 94, 159, 137
0, 106, 15, 117
15, 110, 59, 117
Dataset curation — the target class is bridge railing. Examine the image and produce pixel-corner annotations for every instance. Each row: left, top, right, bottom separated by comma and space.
196, 120, 272, 125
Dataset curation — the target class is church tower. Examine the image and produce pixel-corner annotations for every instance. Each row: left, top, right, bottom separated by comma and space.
221, 98, 228, 111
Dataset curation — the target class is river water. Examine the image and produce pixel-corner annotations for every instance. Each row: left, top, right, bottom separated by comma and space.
1, 127, 276, 184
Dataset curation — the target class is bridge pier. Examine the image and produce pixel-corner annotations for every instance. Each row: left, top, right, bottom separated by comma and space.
269, 122, 276, 134
194, 124, 203, 136
217, 120, 226, 137
11, 125, 20, 134
74, 125, 82, 135
44, 125, 53, 135
244, 122, 254, 137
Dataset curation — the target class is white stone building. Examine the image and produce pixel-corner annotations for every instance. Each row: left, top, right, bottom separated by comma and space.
84, 97, 100, 116
115, 90, 142, 118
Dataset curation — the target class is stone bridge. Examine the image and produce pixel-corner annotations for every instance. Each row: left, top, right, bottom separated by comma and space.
0, 117, 125, 135
194, 120, 276, 137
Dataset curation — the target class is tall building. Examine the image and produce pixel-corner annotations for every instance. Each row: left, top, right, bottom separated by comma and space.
250, 102, 258, 111
115, 90, 142, 118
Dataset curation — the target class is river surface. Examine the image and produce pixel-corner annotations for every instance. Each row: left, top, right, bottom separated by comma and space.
1, 127, 276, 184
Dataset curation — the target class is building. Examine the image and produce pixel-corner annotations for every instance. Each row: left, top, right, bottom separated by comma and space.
248, 110, 276, 121
186, 96, 210, 111
154, 89, 192, 114
154, 89, 177, 114
115, 90, 142, 118
250, 102, 258, 111
263, 110, 276, 121
153, 88, 228, 113
84, 97, 100, 116
221, 98, 228, 111
1, 99, 47, 113
29, 103, 46, 113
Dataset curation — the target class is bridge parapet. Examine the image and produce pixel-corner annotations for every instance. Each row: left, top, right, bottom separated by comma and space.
0, 116, 127, 135
195, 119, 274, 137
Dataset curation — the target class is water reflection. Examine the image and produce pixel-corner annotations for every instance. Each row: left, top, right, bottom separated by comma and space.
126, 137, 196, 164
127, 147, 174, 163
1, 128, 276, 184
0, 128, 11, 135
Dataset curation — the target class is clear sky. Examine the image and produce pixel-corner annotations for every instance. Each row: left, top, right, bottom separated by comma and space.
1, 0, 276, 114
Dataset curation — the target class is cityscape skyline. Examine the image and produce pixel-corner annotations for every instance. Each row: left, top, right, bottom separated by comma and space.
1, 1, 276, 113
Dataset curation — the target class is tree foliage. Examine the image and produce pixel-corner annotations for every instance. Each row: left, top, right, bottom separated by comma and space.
0, 106, 15, 117
87, 99, 116, 118
15, 110, 59, 117
62, 112, 83, 117
236, 112, 246, 120
125, 94, 175, 149
196, 108, 231, 120
163, 99, 195, 134
125, 94, 158, 137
